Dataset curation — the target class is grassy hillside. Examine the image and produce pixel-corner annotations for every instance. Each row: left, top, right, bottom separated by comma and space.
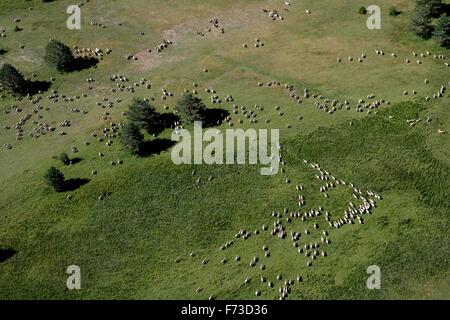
0, 0, 449, 299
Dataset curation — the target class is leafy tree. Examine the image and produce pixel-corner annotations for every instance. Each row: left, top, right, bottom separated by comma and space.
58, 152, 70, 165
411, 5, 434, 39
127, 98, 162, 135
433, 14, 450, 48
174, 93, 207, 124
358, 6, 367, 15
44, 39, 74, 72
0, 64, 28, 95
416, 0, 443, 18
44, 166, 65, 192
120, 123, 145, 155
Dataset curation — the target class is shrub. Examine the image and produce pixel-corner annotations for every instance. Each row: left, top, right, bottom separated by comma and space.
127, 98, 163, 135
416, 0, 444, 18
58, 152, 71, 165
174, 93, 207, 124
359, 6, 367, 15
120, 123, 145, 155
44, 166, 65, 192
433, 14, 450, 48
389, 7, 400, 16
410, 5, 434, 39
44, 39, 75, 72
0, 64, 28, 95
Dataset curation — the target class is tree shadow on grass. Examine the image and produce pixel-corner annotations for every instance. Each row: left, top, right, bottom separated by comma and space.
0, 49, 7, 55
139, 138, 176, 157
69, 157, 83, 165
62, 178, 90, 192
160, 113, 180, 129
0, 248, 17, 263
26, 80, 51, 95
68, 57, 99, 72
203, 108, 230, 128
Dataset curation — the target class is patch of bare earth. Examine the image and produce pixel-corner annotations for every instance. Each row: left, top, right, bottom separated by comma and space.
132, 4, 260, 71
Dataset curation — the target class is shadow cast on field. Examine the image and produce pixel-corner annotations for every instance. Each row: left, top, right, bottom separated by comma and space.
69, 157, 83, 165
139, 138, 176, 157
0, 248, 17, 263
203, 108, 230, 128
68, 57, 99, 72
160, 113, 180, 129
62, 178, 90, 192
26, 80, 51, 95
0, 49, 7, 55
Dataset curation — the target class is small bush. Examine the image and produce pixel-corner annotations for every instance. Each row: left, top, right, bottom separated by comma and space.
389, 7, 400, 16
127, 98, 163, 135
174, 93, 207, 124
359, 6, 367, 15
411, 5, 434, 39
120, 123, 145, 155
44, 166, 65, 192
416, 0, 444, 19
0, 64, 28, 95
58, 152, 70, 165
44, 39, 75, 72
433, 14, 450, 48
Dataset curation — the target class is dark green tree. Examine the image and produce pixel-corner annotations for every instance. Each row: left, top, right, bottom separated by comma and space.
416, 0, 443, 18
44, 166, 65, 192
411, 5, 434, 39
358, 6, 367, 15
0, 64, 28, 95
120, 123, 145, 155
44, 39, 74, 72
127, 98, 162, 135
174, 93, 207, 124
433, 14, 450, 48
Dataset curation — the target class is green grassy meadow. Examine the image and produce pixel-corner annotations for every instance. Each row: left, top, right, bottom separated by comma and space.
0, 0, 449, 299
